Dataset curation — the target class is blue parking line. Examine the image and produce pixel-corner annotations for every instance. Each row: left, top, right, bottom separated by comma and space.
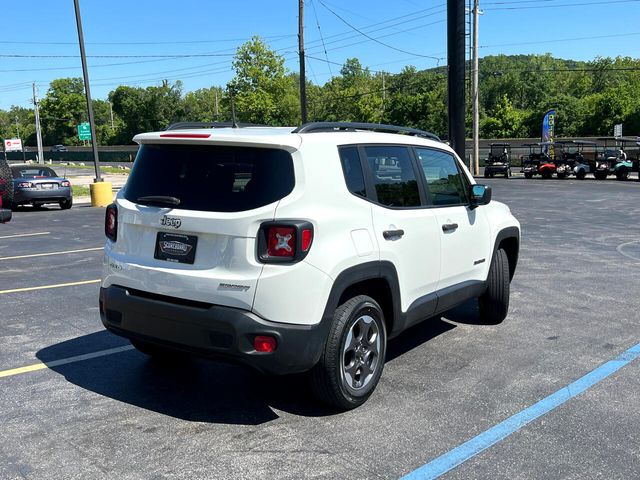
401, 342, 640, 480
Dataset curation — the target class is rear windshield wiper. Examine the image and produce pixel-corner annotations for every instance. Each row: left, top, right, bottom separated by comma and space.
137, 195, 181, 207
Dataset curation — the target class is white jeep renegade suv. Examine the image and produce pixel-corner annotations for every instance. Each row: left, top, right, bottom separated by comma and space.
100, 122, 520, 409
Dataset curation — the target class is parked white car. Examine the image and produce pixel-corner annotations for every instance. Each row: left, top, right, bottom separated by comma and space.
100, 122, 520, 409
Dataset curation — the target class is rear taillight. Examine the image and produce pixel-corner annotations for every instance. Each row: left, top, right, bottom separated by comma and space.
105, 203, 118, 242
258, 221, 313, 264
61, 180, 71, 187
267, 226, 296, 257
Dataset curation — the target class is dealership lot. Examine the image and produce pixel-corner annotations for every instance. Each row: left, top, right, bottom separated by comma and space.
0, 178, 639, 479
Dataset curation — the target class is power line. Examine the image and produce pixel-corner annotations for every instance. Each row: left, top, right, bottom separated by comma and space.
309, 0, 333, 78
480, 31, 640, 49
317, 0, 442, 60
484, 0, 640, 10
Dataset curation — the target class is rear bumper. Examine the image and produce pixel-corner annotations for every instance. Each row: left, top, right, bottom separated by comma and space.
99, 285, 328, 375
14, 187, 71, 204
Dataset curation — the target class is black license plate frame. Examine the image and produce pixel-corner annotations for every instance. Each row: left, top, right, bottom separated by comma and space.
154, 232, 198, 264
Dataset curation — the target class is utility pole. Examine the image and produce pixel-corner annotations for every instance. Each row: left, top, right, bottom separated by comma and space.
298, 0, 307, 124
32, 83, 44, 165
15, 116, 20, 138
472, 0, 480, 176
214, 89, 219, 119
109, 101, 114, 130
73, 0, 102, 183
447, 0, 466, 160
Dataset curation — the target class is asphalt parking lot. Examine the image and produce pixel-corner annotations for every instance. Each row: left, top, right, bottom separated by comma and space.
1, 178, 639, 479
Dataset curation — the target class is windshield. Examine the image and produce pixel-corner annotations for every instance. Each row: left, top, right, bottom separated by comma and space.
124, 144, 295, 212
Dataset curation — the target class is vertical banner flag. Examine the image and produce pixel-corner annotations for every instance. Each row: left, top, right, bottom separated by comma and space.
542, 109, 556, 158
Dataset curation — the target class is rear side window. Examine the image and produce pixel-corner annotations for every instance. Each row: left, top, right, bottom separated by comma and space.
415, 148, 468, 206
125, 144, 294, 212
339, 146, 366, 198
365, 145, 420, 207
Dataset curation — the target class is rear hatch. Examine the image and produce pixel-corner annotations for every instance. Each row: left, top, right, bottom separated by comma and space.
108, 141, 296, 310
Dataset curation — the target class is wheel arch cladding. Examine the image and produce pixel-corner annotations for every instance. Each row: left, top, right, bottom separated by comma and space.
495, 227, 519, 280
322, 261, 401, 340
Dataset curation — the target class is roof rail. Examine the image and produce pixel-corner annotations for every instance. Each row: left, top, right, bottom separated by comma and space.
292, 122, 441, 142
165, 121, 267, 131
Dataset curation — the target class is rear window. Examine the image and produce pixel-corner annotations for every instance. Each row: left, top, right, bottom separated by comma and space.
125, 144, 295, 212
12, 167, 58, 178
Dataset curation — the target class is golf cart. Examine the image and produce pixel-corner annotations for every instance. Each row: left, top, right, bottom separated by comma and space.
554, 139, 597, 179
595, 137, 633, 180
521, 142, 556, 179
484, 143, 512, 178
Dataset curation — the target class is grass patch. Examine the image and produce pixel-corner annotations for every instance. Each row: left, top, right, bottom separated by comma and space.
60, 164, 129, 175
72, 185, 91, 197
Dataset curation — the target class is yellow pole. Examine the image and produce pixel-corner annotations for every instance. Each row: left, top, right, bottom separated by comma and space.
90, 181, 113, 207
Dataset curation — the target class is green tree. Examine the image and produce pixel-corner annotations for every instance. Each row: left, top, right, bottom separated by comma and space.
109, 80, 185, 144
39, 78, 87, 145
227, 36, 299, 125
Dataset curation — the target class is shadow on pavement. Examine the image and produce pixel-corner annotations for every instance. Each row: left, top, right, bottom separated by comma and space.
36, 310, 469, 425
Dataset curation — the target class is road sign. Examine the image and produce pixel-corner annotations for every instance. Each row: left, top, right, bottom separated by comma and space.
3, 138, 23, 152
77, 122, 91, 141
614, 123, 622, 138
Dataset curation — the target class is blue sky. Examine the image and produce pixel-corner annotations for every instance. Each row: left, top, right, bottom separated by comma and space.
1, 0, 638, 109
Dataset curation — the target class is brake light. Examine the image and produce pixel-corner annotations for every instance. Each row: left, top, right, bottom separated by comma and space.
254, 335, 277, 353
105, 203, 118, 242
61, 180, 71, 187
267, 227, 296, 257
258, 221, 314, 264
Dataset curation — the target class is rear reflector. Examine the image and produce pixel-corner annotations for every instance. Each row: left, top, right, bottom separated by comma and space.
254, 335, 277, 353
159, 133, 211, 139
301, 229, 313, 252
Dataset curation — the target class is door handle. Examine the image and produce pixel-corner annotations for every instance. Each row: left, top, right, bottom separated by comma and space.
442, 223, 458, 232
383, 229, 405, 240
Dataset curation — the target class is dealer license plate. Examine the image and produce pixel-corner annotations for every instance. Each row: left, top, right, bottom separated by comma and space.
154, 232, 198, 264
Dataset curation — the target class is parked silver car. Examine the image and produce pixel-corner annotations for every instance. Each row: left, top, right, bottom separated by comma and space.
11, 165, 73, 209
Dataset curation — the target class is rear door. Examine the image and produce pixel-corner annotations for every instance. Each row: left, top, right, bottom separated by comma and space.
414, 147, 491, 290
361, 145, 441, 315
105, 143, 295, 310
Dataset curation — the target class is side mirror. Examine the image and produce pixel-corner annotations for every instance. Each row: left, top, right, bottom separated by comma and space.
470, 184, 491, 208
0, 208, 11, 223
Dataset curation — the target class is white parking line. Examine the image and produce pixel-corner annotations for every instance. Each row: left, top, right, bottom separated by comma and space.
0, 247, 103, 261
0, 232, 50, 240
0, 279, 101, 295
0, 345, 135, 379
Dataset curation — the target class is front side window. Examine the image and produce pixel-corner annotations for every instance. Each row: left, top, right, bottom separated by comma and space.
365, 145, 420, 207
416, 148, 468, 206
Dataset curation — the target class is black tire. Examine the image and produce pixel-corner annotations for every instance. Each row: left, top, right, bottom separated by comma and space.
576, 170, 586, 180
310, 295, 387, 410
478, 249, 510, 324
594, 171, 607, 180
0, 158, 13, 207
484, 171, 490, 178
130, 339, 188, 361
616, 169, 629, 181
59, 198, 73, 210
524, 172, 533, 179
541, 171, 552, 179
557, 172, 566, 179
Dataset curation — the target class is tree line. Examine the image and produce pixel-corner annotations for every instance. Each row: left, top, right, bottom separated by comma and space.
1, 36, 639, 146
